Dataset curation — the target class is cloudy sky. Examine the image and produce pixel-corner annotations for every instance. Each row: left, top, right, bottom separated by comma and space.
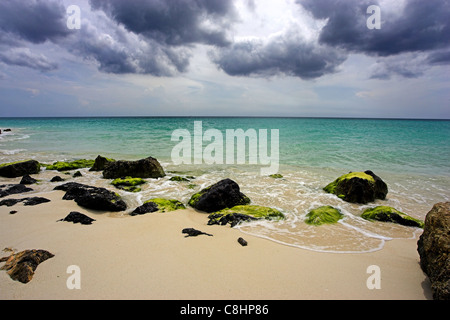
0, 0, 449, 118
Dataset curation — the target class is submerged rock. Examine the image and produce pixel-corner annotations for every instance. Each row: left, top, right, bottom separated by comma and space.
50, 176, 65, 182
103, 156, 165, 179
188, 178, 251, 213
305, 205, 343, 226
0, 160, 40, 178
362, 206, 424, 228
0, 249, 54, 284
417, 202, 450, 300
58, 211, 96, 225
323, 170, 388, 204
89, 155, 115, 171
54, 182, 127, 212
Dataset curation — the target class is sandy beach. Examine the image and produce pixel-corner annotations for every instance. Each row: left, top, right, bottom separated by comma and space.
0, 177, 432, 300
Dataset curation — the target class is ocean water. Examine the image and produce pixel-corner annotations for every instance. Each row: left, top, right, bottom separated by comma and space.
1, 117, 449, 253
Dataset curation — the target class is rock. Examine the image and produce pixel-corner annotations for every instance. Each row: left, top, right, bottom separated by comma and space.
144, 198, 186, 212
0, 197, 51, 207
54, 182, 127, 212
238, 237, 248, 246
103, 156, 165, 179
269, 174, 283, 178
89, 155, 115, 171
44, 159, 95, 171
130, 202, 159, 216
0, 249, 54, 283
50, 176, 65, 182
305, 206, 343, 226
208, 205, 284, 227
417, 202, 450, 300
20, 174, 37, 185
0, 184, 33, 198
3, 129, 11, 132
182, 228, 213, 237
58, 211, 96, 225
0, 160, 40, 178
111, 176, 146, 192
73, 171, 82, 177
9, 211, 17, 214
188, 179, 251, 213
362, 206, 424, 228
323, 170, 388, 204
170, 176, 190, 182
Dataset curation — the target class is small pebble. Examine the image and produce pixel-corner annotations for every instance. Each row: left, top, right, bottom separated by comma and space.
238, 237, 248, 246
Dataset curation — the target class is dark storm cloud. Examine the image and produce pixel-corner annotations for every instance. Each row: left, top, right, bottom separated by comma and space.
299, 0, 450, 56
89, 0, 237, 46
210, 29, 346, 79
0, 0, 70, 44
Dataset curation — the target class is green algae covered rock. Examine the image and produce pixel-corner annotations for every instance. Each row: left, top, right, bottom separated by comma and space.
305, 206, 343, 226
0, 160, 40, 178
44, 159, 95, 171
323, 170, 388, 204
269, 174, 283, 179
188, 178, 251, 213
207, 205, 284, 227
143, 198, 186, 212
111, 176, 146, 192
362, 206, 424, 228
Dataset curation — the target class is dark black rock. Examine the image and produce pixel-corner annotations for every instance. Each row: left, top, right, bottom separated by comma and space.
20, 174, 37, 185
0, 160, 40, 178
73, 171, 82, 177
102, 156, 165, 179
50, 176, 64, 182
58, 211, 96, 225
182, 228, 213, 237
208, 212, 258, 227
9, 210, 17, 214
130, 202, 159, 216
238, 237, 248, 246
89, 155, 114, 171
188, 178, 251, 213
23, 197, 51, 206
0, 184, 33, 198
54, 182, 127, 212
0, 199, 22, 207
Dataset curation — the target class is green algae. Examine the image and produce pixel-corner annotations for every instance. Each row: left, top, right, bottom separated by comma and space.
361, 206, 424, 228
144, 198, 186, 212
305, 206, 343, 226
269, 174, 283, 179
111, 176, 146, 192
211, 205, 285, 221
323, 171, 375, 195
44, 159, 95, 171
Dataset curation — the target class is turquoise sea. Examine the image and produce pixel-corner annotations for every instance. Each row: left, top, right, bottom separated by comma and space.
1, 117, 449, 253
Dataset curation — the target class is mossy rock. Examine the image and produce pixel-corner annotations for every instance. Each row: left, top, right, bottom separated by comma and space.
212, 205, 285, 221
0, 160, 40, 178
305, 206, 343, 226
143, 198, 186, 212
361, 206, 424, 228
269, 174, 283, 179
111, 176, 146, 192
323, 170, 388, 204
44, 159, 95, 171
170, 176, 190, 182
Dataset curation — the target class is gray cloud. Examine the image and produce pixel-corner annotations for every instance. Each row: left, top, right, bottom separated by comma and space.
0, 47, 58, 72
210, 28, 347, 79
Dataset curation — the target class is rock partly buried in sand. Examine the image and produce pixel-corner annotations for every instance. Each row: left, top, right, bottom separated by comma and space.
323, 170, 388, 204
20, 174, 37, 185
0, 160, 40, 178
362, 206, 424, 228
182, 228, 213, 237
0, 184, 33, 198
130, 202, 159, 216
0, 197, 50, 207
305, 205, 343, 226
417, 202, 450, 300
208, 205, 284, 227
0, 249, 54, 284
58, 211, 96, 225
89, 155, 115, 171
54, 182, 127, 212
103, 156, 165, 179
238, 237, 248, 246
188, 178, 251, 213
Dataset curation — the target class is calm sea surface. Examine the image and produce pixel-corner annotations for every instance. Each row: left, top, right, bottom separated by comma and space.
1, 117, 449, 252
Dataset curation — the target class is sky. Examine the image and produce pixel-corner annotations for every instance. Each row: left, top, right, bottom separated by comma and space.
0, 0, 449, 119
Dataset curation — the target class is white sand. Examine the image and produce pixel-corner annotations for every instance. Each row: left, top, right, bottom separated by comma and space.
0, 187, 432, 300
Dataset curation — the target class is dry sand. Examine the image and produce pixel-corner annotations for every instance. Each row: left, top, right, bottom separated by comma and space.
0, 185, 432, 300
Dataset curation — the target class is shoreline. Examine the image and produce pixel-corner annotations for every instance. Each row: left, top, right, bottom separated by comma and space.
0, 185, 432, 300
